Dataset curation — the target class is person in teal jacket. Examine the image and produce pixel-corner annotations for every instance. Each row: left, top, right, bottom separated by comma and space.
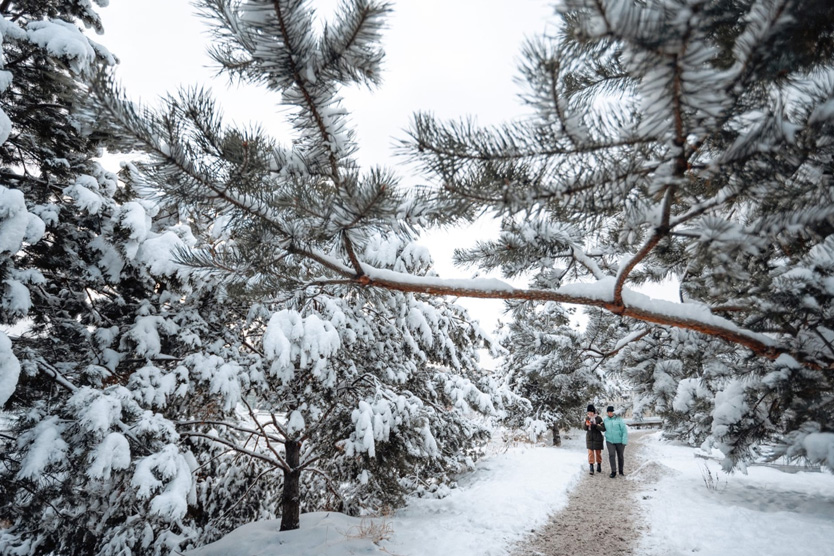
603, 405, 628, 478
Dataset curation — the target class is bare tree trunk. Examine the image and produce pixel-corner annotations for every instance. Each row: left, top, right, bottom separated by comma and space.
280, 439, 301, 531
552, 425, 562, 447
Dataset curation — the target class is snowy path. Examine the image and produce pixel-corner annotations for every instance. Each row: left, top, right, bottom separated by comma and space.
184, 430, 834, 556
510, 431, 652, 556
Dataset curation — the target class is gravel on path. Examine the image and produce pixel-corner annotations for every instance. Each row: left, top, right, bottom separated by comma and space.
510, 431, 657, 556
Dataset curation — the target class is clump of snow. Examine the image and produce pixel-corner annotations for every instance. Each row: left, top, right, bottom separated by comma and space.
419, 423, 438, 457
672, 377, 709, 412
130, 364, 185, 408
0, 107, 11, 145
263, 310, 341, 383
2, 277, 31, 315
0, 331, 21, 406
95, 325, 120, 348
523, 418, 549, 442
441, 373, 494, 414
711, 379, 747, 439
628, 459, 676, 484
0, 185, 45, 254
87, 432, 131, 479
123, 315, 178, 359
802, 432, 834, 466
287, 410, 306, 435
63, 175, 104, 214
651, 360, 680, 396
406, 303, 435, 347
348, 400, 395, 458
70, 388, 124, 434
16, 416, 69, 480
90, 235, 125, 281
26, 19, 113, 73
119, 201, 151, 256
31, 203, 59, 227
207, 360, 244, 411
132, 445, 194, 521
134, 230, 190, 279
781, 422, 834, 470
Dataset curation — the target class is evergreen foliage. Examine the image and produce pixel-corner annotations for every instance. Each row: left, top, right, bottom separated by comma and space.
84, 0, 834, 473
3, 1, 834, 552
405, 0, 834, 469
0, 0, 500, 550
0, 3, 279, 551
0, 2, 216, 553
495, 302, 604, 439
0, 1, 493, 554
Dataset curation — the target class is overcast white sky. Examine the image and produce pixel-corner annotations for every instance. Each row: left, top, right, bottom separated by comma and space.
98, 0, 552, 167
97, 0, 555, 335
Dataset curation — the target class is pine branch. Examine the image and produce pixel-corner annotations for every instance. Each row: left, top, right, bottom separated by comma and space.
176, 420, 286, 444
301, 466, 344, 501
181, 431, 288, 470
35, 360, 153, 455
241, 397, 291, 467
319, 0, 391, 86
407, 114, 656, 163
341, 231, 365, 277
271, 0, 343, 184
613, 185, 674, 306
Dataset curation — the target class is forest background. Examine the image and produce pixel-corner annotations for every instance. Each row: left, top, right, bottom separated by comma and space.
1, 1, 833, 555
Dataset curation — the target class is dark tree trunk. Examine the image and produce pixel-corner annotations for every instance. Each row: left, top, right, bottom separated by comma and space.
280, 439, 301, 531
552, 425, 562, 447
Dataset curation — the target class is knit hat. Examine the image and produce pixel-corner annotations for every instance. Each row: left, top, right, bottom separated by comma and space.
587, 404, 596, 413
606, 405, 615, 413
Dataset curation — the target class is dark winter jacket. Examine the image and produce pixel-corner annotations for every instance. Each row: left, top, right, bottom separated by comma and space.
584, 415, 605, 450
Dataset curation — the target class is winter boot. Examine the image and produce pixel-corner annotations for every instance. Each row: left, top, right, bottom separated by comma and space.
609, 471, 617, 478
596, 463, 602, 473
589, 464, 595, 475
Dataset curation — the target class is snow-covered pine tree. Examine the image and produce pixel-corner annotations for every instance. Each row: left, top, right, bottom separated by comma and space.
0, 2, 193, 552
495, 302, 604, 443
87, 0, 834, 472
213, 235, 495, 531
616, 326, 739, 447
0, 1, 114, 404
85, 0, 499, 534
403, 0, 834, 470
611, 320, 810, 468
0, 3, 274, 554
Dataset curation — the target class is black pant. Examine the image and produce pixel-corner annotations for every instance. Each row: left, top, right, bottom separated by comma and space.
607, 441, 625, 473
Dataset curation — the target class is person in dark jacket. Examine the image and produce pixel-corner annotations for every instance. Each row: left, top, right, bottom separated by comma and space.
584, 404, 605, 475
603, 405, 629, 478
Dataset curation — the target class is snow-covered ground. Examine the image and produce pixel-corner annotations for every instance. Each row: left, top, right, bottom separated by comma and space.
187, 433, 587, 556
186, 431, 834, 556
637, 434, 834, 555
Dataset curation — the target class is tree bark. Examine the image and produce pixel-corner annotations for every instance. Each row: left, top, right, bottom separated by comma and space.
280, 439, 302, 531
296, 247, 811, 369
552, 426, 562, 447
